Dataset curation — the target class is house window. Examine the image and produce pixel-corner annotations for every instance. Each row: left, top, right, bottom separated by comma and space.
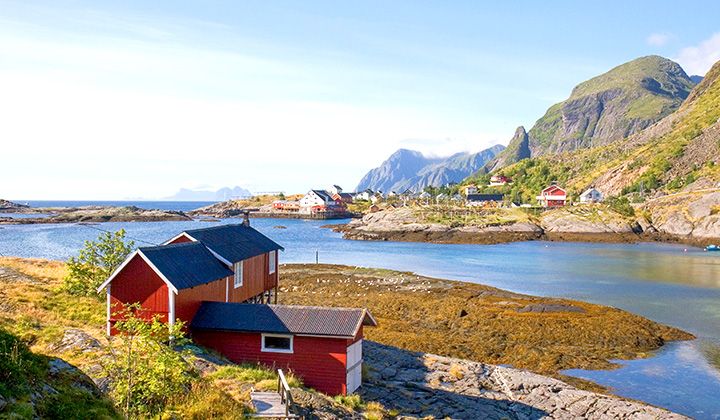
269, 251, 276, 275
261, 334, 293, 353
234, 261, 243, 288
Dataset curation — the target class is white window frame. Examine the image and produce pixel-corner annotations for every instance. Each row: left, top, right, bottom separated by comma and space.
234, 261, 243, 288
269, 251, 276, 275
261, 334, 293, 353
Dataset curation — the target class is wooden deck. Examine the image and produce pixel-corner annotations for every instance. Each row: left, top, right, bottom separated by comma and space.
251, 391, 291, 418
250, 370, 300, 419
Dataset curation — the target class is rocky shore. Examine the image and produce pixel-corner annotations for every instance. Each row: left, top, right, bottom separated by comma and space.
0, 205, 191, 224
360, 341, 686, 419
333, 195, 720, 247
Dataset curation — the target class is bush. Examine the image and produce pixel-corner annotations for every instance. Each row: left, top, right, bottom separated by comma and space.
606, 197, 635, 218
64, 230, 135, 297
335, 394, 364, 410
102, 306, 195, 418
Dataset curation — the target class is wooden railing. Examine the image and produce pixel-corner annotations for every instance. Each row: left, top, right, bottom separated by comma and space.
277, 369, 294, 419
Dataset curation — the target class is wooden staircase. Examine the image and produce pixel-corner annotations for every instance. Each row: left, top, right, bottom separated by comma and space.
250, 370, 301, 419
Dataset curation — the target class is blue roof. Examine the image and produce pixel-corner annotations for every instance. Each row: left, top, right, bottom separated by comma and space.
139, 242, 234, 290
183, 224, 284, 264
191, 302, 376, 338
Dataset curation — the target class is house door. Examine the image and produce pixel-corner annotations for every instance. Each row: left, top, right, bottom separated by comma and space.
346, 339, 363, 394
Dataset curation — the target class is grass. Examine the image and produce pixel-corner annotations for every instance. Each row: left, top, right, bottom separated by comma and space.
0, 257, 313, 418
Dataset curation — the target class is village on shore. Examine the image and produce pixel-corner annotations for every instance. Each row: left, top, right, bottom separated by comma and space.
260, 176, 601, 219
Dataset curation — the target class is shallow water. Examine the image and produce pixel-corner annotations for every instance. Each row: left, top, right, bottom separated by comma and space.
1, 217, 720, 417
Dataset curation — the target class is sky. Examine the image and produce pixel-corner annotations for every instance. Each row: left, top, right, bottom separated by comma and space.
2, 1, 720, 199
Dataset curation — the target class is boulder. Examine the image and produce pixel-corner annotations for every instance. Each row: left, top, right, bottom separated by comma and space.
51, 329, 102, 354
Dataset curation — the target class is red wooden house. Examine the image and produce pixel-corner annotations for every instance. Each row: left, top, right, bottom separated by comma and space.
98, 222, 284, 334
192, 302, 376, 395
536, 183, 567, 207
97, 221, 376, 395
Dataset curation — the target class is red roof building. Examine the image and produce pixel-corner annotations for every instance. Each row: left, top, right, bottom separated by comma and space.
97, 220, 376, 395
536, 184, 567, 207
191, 302, 376, 395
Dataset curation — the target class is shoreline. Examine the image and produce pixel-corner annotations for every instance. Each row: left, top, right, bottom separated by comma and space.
329, 223, 714, 248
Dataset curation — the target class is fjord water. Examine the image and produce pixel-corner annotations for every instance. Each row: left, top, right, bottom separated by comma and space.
2, 217, 720, 418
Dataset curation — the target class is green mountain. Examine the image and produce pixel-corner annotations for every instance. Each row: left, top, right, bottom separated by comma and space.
467, 58, 720, 203
528, 55, 695, 155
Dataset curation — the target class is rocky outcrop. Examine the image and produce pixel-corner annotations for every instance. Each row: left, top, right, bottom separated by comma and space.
0, 205, 191, 224
483, 126, 531, 173
0, 199, 29, 211
336, 206, 642, 245
643, 190, 720, 243
362, 341, 686, 419
51, 329, 102, 354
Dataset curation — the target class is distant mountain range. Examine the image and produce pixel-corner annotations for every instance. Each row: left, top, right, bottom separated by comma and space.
356, 145, 504, 193
165, 186, 252, 201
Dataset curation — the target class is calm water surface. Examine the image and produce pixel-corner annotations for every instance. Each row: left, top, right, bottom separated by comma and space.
1, 217, 719, 418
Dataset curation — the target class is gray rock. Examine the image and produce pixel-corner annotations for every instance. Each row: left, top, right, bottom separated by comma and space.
360, 341, 687, 419
51, 329, 101, 354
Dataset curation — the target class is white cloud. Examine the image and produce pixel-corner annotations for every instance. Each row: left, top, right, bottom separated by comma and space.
675, 32, 720, 76
646, 33, 672, 47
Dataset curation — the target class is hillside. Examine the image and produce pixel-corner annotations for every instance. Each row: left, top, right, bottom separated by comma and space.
528, 55, 695, 155
471, 58, 720, 203
356, 145, 503, 193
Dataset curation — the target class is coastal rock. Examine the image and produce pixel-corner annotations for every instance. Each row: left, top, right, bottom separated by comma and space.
0, 199, 29, 211
0, 205, 191, 224
540, 207, 636, 234
362, 341, 686, 419
643, 190, 720, 244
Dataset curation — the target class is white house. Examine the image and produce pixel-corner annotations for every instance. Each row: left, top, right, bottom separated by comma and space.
579, 187, 603, 203
300, 190, 336, 213
461, 185, 478, 196
354, 189, 374, 201
328, 185, 343, 195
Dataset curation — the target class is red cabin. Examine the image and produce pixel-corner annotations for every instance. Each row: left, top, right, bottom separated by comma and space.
191, 302, 377, 395
98, 222, 283, 334
536, 184, 567, 207
97, 221, 377, 395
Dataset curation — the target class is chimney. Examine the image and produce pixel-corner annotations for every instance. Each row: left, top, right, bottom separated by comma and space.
242, 210, 250, 227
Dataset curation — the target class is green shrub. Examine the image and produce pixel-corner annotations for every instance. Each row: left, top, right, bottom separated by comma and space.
606, 197, 635, 217
64, 230, 135, 297
335, 394, 364, 410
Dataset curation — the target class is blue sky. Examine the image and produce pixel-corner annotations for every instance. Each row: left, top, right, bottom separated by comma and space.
2, 1, 720, 199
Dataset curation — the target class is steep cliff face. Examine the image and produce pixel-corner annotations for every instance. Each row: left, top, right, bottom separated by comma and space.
483, 126, 531, 173
356, 145, 503, 193
527, 56, 695, 156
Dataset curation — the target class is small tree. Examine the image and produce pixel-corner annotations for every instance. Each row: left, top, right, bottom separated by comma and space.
64, 229, 135, 296
103, 305, 194, 418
